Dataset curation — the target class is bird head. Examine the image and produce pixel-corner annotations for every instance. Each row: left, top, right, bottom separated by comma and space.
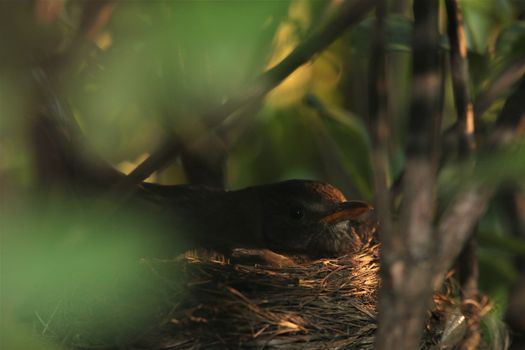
250, 180, 372, 258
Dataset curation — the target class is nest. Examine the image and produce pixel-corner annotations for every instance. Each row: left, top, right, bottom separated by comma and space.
26, 222, 497, 349
129, 223, 489, 350
135, 243, 378, 350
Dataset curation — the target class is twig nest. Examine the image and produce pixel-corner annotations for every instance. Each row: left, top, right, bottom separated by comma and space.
27, 221, 498, 349
134, 222, 500, 350
138, 241, 380, 349
134, 221, 482, 350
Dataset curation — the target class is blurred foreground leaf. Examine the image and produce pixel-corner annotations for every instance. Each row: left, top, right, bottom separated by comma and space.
0, 194, 186, 348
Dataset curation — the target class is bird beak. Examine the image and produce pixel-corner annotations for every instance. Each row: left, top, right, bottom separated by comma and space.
320, 201, 373, 224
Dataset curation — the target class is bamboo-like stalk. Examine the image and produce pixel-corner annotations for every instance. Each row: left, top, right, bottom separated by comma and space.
445, 0, 479, 347
375, 1, 442, 349
368, 0, 392, 237
366, 2, 398, 346
446, 0, 475, 156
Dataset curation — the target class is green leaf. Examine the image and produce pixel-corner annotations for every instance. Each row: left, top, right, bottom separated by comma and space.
1, 195, 186, 346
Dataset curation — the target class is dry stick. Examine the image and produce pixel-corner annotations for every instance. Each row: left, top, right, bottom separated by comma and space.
433, 72, 525, 289
368, 1, 391, 234
375, 1, 441, 349
445, 1, 480, 348
122, 0, 380, 190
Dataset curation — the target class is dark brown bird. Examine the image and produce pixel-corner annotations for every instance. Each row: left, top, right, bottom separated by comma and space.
141, 180, 372, 258
33, 111, 372, 259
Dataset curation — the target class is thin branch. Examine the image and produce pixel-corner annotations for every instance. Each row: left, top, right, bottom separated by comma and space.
433, 189, 491, 288
474, 57, 525, 119
446, 0, 475, 155
368, 0, 391, 233
375, 1, 441, 349
433, 72, 525, 287
123, 0, 379, 189
442, 57, 525, 150
432, 69, 525, 350
366, 4, 403, 347
445, 1, 480, 346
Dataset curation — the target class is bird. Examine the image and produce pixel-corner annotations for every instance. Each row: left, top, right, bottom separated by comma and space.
31, 110, 373, 259
140, 179, 373, 258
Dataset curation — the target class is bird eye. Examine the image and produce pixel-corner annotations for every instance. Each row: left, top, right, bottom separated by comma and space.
289, 207, 304, 220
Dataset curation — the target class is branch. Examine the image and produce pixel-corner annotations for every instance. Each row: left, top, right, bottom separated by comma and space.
433, 72, 525, 287
367, 0, 393, 269
442, 57, 525, 150
375, 1, 441, 349
446, 0, 475, 155
433, 189, 491, 287
445, 1, 480, 346
474, 57, 525, 119
123, 0, 379, 189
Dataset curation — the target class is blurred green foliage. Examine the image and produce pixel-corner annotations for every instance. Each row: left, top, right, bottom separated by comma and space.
1, 194, 186, 348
